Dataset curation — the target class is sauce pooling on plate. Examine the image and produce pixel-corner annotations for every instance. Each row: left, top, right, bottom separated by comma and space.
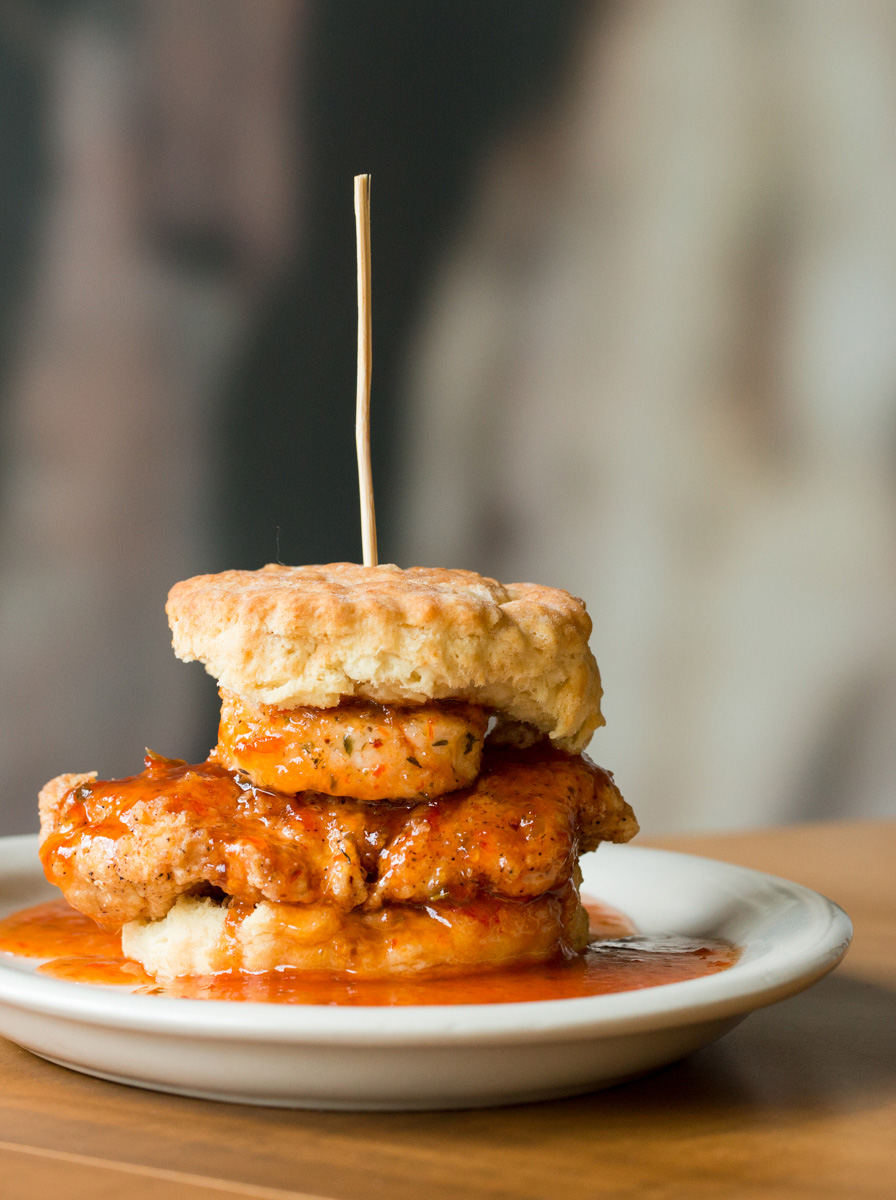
0, 898, 738, 1004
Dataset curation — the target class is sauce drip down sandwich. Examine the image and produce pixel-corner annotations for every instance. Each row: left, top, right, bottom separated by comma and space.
38, 562, 638, 982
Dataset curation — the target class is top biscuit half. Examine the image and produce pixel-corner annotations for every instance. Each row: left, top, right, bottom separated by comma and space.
166, 563, 604, 753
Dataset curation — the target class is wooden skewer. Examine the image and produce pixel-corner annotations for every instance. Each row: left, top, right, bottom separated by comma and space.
354, 173, 377, 568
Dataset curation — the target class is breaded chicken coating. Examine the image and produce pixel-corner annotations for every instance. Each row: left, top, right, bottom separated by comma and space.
39, 747, 636, 930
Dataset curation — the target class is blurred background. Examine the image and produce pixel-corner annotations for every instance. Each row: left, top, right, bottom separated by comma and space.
0, 0, 894, 835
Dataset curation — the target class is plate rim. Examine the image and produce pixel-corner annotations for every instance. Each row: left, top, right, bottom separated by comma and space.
0, 834, 852, 1046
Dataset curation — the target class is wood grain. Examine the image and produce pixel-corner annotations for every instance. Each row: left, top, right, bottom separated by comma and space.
0, 1141, 320, 1199
1, 820, 893, 1200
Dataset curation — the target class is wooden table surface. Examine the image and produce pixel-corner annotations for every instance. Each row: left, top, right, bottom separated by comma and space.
1, 819, 894, 1200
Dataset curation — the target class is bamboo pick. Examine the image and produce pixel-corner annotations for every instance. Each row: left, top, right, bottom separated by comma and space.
354, 173, 377, 567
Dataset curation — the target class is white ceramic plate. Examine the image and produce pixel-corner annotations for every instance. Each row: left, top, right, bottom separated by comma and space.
0, 833, 851, 1110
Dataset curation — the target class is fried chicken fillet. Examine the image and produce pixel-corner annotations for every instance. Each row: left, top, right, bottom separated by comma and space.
39, 746, 634, 929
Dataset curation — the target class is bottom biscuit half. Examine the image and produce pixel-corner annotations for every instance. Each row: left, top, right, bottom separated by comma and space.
121, 885, 588, 979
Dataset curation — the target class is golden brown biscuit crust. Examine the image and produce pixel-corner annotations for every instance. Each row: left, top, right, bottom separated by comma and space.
167, 563, 603, 751
121, 887, 589, 978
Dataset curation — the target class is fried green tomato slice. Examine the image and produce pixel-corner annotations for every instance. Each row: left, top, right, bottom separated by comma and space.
215, 691, 488, 801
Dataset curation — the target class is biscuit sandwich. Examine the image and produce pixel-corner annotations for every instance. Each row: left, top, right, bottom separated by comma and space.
39, 562, 637, 981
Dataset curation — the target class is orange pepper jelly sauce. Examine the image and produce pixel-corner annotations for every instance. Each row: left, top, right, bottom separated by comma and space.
0, 897, 738, 1004
0, 899, 153, 986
